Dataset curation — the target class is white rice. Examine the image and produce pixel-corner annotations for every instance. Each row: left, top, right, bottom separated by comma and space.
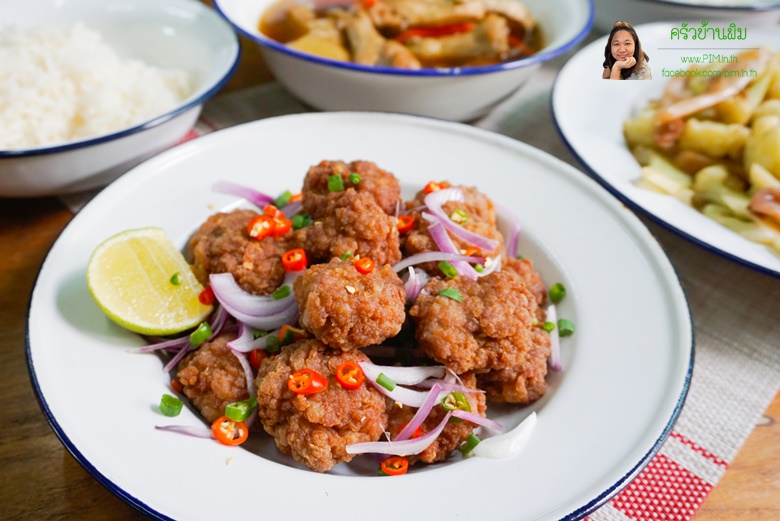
0, 23, 193, 150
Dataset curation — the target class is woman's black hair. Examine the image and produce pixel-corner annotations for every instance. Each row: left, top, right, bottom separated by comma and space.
602, 21, 649, 79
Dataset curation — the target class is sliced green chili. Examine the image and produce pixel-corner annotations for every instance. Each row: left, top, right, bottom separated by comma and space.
449, 209, 468, 224
225, 397, 258, 422
159, 394, 183, 417
376, 373, 397, 391
438, 287, 463, 302
272, 285, 291, 300
549, 283, 566, 304
265, 335, 281, 354
327, 174, 344, 192
474, 263, 485, 273
274, 190, 292, 207
189, 321, 212, 347
557, 318, 575, 337
542, 321, 556, 333
438, 260, 458, 278
348, 172, 361, 185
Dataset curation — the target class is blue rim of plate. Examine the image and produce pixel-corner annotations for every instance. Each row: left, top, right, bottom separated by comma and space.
633, 0, 780, 11
25, 111, 694, 521
213, 0, 594, 77
549, 76, 780, 281
0, 15, 241, 159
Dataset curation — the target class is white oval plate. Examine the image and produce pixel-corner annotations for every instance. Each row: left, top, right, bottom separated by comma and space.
552, 22, 780, 279
28, 112, 692, 521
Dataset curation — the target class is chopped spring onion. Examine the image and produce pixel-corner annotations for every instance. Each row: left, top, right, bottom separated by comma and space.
438, 261, 458, 278
549, 283, 566, 303
274, 190, 292, 207
328, 174, 344, 192
189, 322, 213, 348
557, 318, 575, 337
542, 321, 555, 333
460, 434, 481, 456
272, 285, 291, 300
265, 335, 282, 354
376, 373, 396, 391
348, 172, 361, 184
438, 287, 463, 302
339, 250, 353, 261
169, 272, 182, 286
225, 397, 258, 422
159, 394, 183, 417
292, 214, 311, 229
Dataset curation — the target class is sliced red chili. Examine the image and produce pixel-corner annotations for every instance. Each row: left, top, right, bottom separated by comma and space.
335, 360, 364, 390
249, 349, 267, 370
247, 215, 275, 239
282, 248, 307, 272
395, 23, 475, 44
198, 286, 215, 306
380, 456, 409, 476
397, 214, 415, 234
263, 204, 284, 219
423, 180, 450, 194
289, 192, 303, 203
463, 246, 481, 257
288, 368, 328, 395
354, 257, 375, 274
171, 379, 183, 394
273, 218, 293, 237
211, 415, 249, 446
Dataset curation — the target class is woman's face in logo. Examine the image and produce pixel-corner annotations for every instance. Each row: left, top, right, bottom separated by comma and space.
611, 30, 635, 62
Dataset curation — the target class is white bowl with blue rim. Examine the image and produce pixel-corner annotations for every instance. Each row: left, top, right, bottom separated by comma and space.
0, 0, 239, 198
215, 0, 594, 122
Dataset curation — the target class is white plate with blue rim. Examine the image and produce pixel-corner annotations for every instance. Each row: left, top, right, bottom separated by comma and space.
27, 112, 692, 521
553, 22, 780, 279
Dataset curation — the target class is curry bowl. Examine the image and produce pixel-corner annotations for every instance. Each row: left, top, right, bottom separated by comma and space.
215, 0, 594, 121
0, 0, 239, 198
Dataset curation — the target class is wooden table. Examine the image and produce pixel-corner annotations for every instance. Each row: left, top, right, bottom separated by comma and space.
1, 5, 779, 519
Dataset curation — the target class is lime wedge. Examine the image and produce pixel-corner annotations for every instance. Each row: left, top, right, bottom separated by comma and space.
86, 227, 212, 335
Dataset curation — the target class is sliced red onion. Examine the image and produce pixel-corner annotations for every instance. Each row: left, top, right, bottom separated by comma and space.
395, 384, 442, 441
155, 424, 214, 439
346, 411, 452, 456
414, 378, 484, 395
402, 266, 423, 302
424, 188, 499, 251
210, 272, 299, 317
230, 350, 258, 428
227, 322, 281, 353
213, 180, 274, 207
163, 345, 192, 372
281, 199, 302, 217
425, 217, 478, 280
359, 362, 446, 385
451, 410, 504, 431
136, 335, 190, 353
472, 412, 537, 459
546, 304, 562, 371
496, 203, 521, 258
392, 251, 485, 274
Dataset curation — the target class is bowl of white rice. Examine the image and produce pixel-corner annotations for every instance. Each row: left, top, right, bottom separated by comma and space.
0, 0, 240, 197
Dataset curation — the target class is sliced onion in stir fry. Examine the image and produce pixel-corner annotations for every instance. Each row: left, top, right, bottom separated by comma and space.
392, 251, 485, 273
402, 266, 425, 302
451, 410, 504, 431
394, 384, 442, 442
209, 272, 300, 330
472, 412, 537, 459
424, 188, 500, 252
546, 304, 562, 372
346, 411, 453, 456
212, 180, 274, 207
359, 362, 446, 385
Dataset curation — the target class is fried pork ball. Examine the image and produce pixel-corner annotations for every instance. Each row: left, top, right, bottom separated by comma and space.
255, 340, 387, 472
409, 270, 550, 404
503, 256, 547, 315
304, 189, 402, 266
177, 332, 249, 424
302, 159, 401, 217
402, 184, 504, 274
385, 373, 487, 464
293, 258, 406, 350
188, 209, 303, 296
476, 327, 550, 404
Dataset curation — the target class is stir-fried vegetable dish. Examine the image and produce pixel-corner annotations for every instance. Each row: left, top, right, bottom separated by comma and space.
624, 48, 780, 253
101, 159, 574, 475
259, 0, 541, 68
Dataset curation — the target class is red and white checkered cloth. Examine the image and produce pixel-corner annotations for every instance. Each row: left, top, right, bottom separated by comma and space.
64, 80, 780, 521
